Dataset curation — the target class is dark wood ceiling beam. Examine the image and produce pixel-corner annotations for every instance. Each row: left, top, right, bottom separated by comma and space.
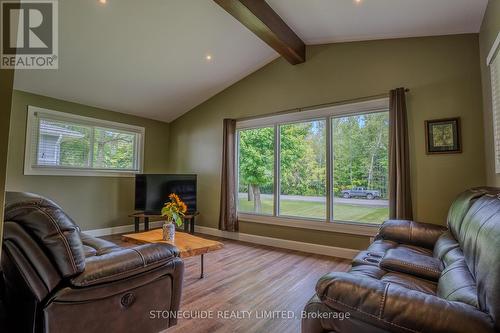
214, 0, 306, 65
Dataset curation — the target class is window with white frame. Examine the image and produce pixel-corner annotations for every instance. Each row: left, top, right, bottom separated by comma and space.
488, 32, 500, 173
236, 98, 389, 226
25, 106, 144, 177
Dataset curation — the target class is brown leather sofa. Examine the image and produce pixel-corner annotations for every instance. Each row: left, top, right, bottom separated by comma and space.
302, 187, 500, 333
1, 192, 184, 333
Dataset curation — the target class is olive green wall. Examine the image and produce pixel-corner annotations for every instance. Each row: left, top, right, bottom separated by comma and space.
6, 90, 170, 231
168, 34, 485, 250
0, 69, 15, 255
480, 0, 500, 186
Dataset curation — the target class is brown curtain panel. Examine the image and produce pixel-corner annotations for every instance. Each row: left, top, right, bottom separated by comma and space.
219, 119, 238, 231
389, 88, 413, 220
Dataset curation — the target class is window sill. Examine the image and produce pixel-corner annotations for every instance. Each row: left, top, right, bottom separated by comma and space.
237, 213, 380, 237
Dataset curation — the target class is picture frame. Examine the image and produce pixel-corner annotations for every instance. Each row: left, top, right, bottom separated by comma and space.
425, 118, 462, 154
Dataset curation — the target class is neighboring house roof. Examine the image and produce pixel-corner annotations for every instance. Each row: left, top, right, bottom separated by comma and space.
40, 123, 85, 139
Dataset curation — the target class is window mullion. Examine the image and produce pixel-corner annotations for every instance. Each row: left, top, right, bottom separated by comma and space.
33, 114, 41, 168
235, 130, 240, 213
274, 124, 280, 217
89, 126, 95, 168
133, 133, 141, 171
326, 117, 333, 223
132, 135, 137, 170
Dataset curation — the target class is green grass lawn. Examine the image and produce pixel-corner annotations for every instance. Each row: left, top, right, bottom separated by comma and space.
238, 198, 387, 224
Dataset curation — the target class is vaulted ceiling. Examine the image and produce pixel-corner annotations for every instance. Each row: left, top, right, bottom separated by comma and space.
14, 0, 489, 123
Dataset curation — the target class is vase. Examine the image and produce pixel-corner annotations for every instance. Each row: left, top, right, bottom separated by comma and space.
162, 221, 175, 241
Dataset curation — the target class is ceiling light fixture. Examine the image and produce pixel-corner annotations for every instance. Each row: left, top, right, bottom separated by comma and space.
99, 0, 107, 4
354, 0, 362, 4
205, 55, 213, 61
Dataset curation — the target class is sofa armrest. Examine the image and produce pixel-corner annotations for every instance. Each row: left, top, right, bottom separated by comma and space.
380, 248, 442, 281
316, 272, 495, 333
70, 243, 180, 287
375, 219, 447, 249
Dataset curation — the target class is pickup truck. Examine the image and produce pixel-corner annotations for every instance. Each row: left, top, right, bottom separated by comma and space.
341, 187, 381, 200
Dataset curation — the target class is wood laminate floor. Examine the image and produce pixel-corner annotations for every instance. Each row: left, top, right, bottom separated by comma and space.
104, 233, 351, 333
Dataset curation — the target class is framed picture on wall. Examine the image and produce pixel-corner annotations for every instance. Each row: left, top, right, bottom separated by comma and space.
425, 118, 462, 154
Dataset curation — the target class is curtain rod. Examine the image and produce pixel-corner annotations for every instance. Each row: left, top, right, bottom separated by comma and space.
234, 89, 410, 122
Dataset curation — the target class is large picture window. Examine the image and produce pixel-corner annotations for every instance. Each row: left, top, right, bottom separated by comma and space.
236, 99, 389, 226
25, 106, 144, 177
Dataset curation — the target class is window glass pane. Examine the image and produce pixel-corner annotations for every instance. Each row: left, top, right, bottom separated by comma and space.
93, 128, 136, 170
332, 112, 389, 224
279, 120, 326, 219
237, 126, 275, 215
37, 119, 91, 167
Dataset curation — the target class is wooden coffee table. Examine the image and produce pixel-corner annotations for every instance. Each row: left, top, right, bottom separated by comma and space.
122, 229, 223, 278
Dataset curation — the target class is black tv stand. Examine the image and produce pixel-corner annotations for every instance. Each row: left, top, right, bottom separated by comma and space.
128, 212, 199, 234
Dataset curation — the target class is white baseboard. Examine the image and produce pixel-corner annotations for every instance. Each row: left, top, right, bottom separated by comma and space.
84, 223, 359, 259
83, 220, 165, 237
194, 226, 359, 259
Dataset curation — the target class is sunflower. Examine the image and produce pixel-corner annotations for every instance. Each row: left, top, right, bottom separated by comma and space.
161, 193, 188, 227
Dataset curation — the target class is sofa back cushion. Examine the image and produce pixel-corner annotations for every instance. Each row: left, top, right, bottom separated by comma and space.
458, 193, 500, 326
436, 253, 479, 308
447, 188, 490, 240
4, 192, 85, 278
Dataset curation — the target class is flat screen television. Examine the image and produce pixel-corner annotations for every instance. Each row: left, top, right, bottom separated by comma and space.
135, 174, 197, 214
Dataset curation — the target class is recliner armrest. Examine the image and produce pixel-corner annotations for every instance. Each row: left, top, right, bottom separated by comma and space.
380, 247, 442, 281
316, 272, 495, 333
375, 219, 447, 249
70, 243, 180, 287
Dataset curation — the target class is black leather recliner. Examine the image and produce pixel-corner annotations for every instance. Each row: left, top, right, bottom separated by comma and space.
1, 192, 184, 333
302, 187, 500, 333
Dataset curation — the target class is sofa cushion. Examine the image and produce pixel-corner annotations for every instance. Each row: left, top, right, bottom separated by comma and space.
80, 232, 121, 257
381, 272, 437, 295
70, 243, 180, 287
437, 258, 478, 308
350, 264, 438, 295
